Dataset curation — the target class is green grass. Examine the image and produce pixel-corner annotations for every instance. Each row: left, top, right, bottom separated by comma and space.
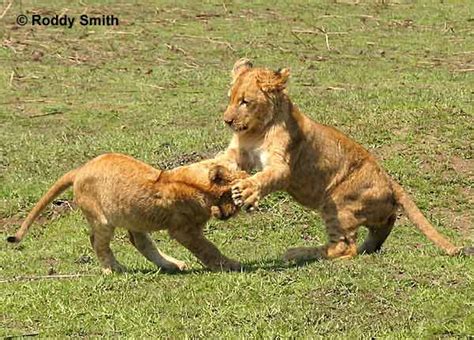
1, 0, 473, 337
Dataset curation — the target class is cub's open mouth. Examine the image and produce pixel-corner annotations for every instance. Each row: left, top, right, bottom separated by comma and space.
234, 125, 248, 132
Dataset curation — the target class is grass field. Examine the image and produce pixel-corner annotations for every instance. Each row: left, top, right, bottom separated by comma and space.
1, 0, 473, 337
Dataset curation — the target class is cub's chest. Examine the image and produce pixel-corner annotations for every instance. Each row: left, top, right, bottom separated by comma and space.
242, 148, 268, 170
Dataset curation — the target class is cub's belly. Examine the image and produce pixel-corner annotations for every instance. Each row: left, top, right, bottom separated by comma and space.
288, 185, 324, 209
287, 170, 326, 209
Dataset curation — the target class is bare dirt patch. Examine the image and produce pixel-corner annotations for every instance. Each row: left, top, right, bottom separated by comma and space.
155, 146, 223, 170
371, 142, 408, 162
450, 156, 473, 178
0, 199, 76, 233
157, 151, 208, 170
434, 207, 473, 239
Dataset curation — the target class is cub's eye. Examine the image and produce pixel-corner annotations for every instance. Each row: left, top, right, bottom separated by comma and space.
240, 99, 249, 106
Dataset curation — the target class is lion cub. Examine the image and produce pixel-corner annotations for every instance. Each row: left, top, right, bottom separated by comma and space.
7, 153, 248, 273
218, 59, 472, 261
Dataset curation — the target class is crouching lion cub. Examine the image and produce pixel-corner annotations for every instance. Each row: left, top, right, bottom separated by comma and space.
218, 59, 473, 261
7, 153, 248, 273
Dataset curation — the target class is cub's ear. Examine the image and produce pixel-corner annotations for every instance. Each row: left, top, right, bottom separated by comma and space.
277, 68, 290, 85
232, 58, 253, 80
257, 68, 290, 93
209, 165, 231, 185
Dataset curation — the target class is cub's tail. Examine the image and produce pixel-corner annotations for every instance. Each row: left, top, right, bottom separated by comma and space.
7, 169, 78, 244
391, 179, 473, 256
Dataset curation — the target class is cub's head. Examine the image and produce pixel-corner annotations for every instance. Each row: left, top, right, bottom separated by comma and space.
223, 58, 290, 135
207, 164, 248, 220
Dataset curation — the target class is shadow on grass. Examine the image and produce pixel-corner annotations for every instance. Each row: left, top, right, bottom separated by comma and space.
126, 249, 396, 276
126, 257, 314, 276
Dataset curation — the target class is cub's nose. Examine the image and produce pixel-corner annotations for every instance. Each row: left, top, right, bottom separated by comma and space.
224, 118, 234, 126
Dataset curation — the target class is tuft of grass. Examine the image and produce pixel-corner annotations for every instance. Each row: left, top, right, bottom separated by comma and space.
1, 1, 473, 338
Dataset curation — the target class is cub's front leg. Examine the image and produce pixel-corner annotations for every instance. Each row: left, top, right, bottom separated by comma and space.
214, 147, 253, 173
127, 231, 187, 272
168, 225, 241, 272
232, 162, 291, 209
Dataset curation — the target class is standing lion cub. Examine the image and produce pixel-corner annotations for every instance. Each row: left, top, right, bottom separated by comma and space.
218, 58, 472, 261
7, 153, 248, 273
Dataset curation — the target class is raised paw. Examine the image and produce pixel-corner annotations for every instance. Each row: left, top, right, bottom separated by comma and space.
231, 178, 261, 209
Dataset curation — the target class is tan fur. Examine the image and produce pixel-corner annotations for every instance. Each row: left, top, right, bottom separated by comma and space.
8, 153, 248, 273
218, 59, 473, 261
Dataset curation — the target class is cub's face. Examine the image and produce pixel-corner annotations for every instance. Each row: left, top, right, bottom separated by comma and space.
223, 71, 274, 135
223, 59, 290, 136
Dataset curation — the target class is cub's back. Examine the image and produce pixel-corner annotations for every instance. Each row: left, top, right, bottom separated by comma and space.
73, 154, 163, 219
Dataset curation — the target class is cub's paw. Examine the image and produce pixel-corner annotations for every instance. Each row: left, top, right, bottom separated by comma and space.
174, 260, 188, 271
102, 268, 114, 275
162, 260, 188, 272
225, 259, 243, 272
231, 178, 261, 210
101, 263, 126, 275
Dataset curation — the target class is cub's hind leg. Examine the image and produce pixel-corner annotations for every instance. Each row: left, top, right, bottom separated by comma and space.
84, 214, 125, 274
76, 194, 125, 274
358, 214, 396, 255
168, 225, 241, 272
128, 231, 187, 272
283, 209, 359, 262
